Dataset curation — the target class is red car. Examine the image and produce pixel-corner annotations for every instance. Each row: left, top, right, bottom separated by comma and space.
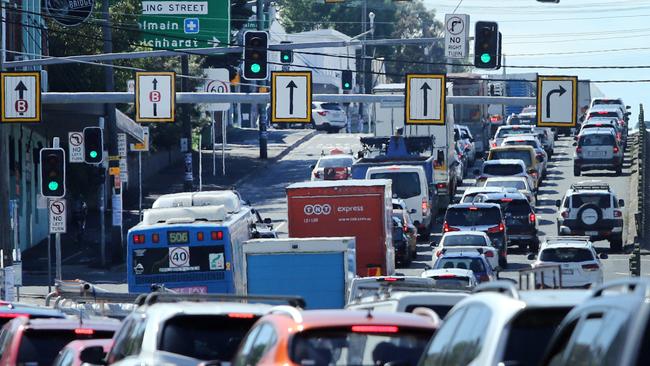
53, 339, 113, 366
0, 317, 120, 366
0, 301, 65, 328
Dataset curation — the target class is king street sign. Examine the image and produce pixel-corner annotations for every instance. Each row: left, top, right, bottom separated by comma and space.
139, 0, 230, 49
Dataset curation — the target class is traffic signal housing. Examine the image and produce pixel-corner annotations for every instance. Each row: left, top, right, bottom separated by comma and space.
342, 70, 353, 91
83, 127, 104, 164
474, 21, 500, 70
243, 31, 269, 80
280, 41, 292, 64
40, 148, 65, 198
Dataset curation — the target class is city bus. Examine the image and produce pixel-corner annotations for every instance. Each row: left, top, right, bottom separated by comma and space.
126, 191, 257, 294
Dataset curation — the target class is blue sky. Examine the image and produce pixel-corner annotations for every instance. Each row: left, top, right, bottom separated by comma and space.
425, 0, 650, 126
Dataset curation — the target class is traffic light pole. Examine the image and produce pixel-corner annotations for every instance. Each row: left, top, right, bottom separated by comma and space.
182, 56, 194, 190
257, 0, 268, 160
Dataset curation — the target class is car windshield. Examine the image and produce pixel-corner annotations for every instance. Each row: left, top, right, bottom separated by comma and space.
571, 193, 611, 208
505, 140, 537, 148
318, 157, 353, 168
320, 103, 343, 111
486, 180, 527, 190
159, 315, 259, 361
502, 308, 572, 366
490, 151, 532, 166
497, 127, 533, 137
404, 304, 454, 318
369, 172, 421, 199
509, 117, 535, 125
436, 257, 486, 272
487, 199, 532, 216
540, 247, 595, 262
445, 207, 502, 226
443, 234, 488, 247
593, 99, 621, 106
430, 276, 473, 290
483, 164, 524, 176
579, 134, 616, 147
290, 327, 433, 366
589, 111, 619, 119
17, 329, 115, 366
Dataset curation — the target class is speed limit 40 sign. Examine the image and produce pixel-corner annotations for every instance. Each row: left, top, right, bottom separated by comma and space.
169, 246, 190, 268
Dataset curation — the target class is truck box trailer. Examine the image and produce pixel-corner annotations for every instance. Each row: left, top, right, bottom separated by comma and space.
241, 237, 356, 309
287, 180, 394, 277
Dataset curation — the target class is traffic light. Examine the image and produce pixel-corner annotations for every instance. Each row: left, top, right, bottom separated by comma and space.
243, 31, 268, 80
474, 21, 500, 70
83, 127, 104, 164
40, 148, 65, 198
342, 70, 353, 91
280, 41, 292, 64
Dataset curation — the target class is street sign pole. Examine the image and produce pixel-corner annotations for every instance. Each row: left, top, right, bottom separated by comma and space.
222, 110, 227, 176
211, 111, 216, 177
182, 56, 193, 191
55, 233, 62, 280
138, 151, 143, 221
47, 234, 52, 292
256, 0, 268, 160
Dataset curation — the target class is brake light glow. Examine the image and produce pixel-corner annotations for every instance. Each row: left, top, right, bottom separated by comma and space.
381, 277, 399, 282
469, 206, 479, 211
614, 210, 622, 218
152, 234, 159, 243
487, 222, 505, 233
133, 234, 145, 244
561, 211, 569, 219
491, 142, 497, 148
211, 231, 224, 240
484, 251, 494, 258
479, 274, 490, 282
582, 263, 600, 271
0, 313, 28, 318
501, 198, 513, 202
436, 182, 447, 189
317, 111, 328, 116
422, 198, 429, 213
435, 274, 457, 278
228, 313, 255, 319
598, 111, 608, 115
403, 225, 409, 233
351, 325, 399, 333
443, 222, 459, 232
74, 328, 95, 335
613, 146, 619, 154
314, 171, 321, 178
436, 250, 443, 257
576, 147, 582, 154
529, 213, 536, 223
197, 232, 204, 241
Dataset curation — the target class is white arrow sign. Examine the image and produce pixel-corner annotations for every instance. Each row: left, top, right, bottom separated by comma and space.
135, 72, 175, 122
1, 72, 41, 123
537, 76, 577, 127
444, 14, 470, 59
405, 74, 446, 125
271, 71, 312, 123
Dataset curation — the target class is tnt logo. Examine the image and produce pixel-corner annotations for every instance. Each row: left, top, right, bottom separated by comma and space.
149, 91, 161, 102
15, 100, 28, 115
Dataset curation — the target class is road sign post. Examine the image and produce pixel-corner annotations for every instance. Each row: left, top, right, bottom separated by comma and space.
537, 76, 578, 127
271, 71, 312, 124
135, 72, 176, 122
48, 199, 66, 281
405, 74, 446, 125
1, 72, 41, 123
444, 14, 469, 59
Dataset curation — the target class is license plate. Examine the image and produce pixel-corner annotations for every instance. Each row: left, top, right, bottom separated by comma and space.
588, 151, 606, 157
586, 231, 598, 236
562, 269, 574, 275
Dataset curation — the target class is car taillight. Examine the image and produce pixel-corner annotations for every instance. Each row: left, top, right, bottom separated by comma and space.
613, 146, 619, 154
403, 225, 409, 233
211, 231, 224, 240
314, 171, 321, 178
576, 146, 582, 154
478, 176, 487, 181
501, 198, 513, 202
491, 142, 497, 148
485, 251, 494, 258
529, 213, 536, 223
582, 263, 600, 271
479, 274, 490, 282
436, 182, 446, 189
443, 222, 459, 232
197, 232, 204, 241
133, 234, 145, 244
422, 198, 429, 213
152, 233, 159, 243
0, 313, 28, 318
74, 328, 95, 335
381, 277, 400, 282
614, 210, 622, 218
351, 325, 399, 333
487, 222, 505, 233
561, 211, 569, 219
228, 313, 255, 319
531, 171, 539, 178
436, 250, 443, 257
317, 111, 328, 116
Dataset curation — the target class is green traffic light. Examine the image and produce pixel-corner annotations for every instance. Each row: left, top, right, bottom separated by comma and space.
89, 151, 98, 159
480, 53, 491, 63
282, 54, 289, 61
48, 181, 59, 191
344, 82, 350, 88
251, 63, 261, 73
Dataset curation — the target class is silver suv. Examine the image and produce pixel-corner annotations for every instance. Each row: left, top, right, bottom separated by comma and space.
555, 181, 625, 251
574, 128, 623, 176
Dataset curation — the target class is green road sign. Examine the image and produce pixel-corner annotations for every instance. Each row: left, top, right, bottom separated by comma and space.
139, 0, 230, 49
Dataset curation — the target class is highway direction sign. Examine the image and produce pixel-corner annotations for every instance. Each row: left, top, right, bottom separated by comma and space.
405, 74, 446, 125
1, 72, 41, 123
139, 0, 230, 49
136, 72, 175, 122
68, 132, 84, 163
49, 199, 66, 234
271, 71, 312, 123
444, 14, 469, 59
537, 76, 577, 127
203, 68, 230, 111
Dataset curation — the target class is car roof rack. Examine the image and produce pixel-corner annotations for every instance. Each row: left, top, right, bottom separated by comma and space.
544, 236, 591, 244
268, 305, 304, 323
591, 278, 650, 298
135, 292, 306, 309
472, 281, 520, 299
570, 181, 610, 192
518, 265, 563, 290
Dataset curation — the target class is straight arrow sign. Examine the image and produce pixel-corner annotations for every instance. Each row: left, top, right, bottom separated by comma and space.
271, 71, 312, 124
420, 82, 431, 116
15, 81, 27, 99
405, 74, 445, 125
287, 80, 297, 115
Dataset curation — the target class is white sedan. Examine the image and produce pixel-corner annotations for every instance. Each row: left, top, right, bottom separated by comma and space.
433, 231, 499, 270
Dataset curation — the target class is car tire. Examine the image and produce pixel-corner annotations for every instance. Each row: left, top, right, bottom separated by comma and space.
530, 240, 540, 252
404, 246, 412, 267
499, 256, 508, 269
610, 234, 623, 252
574, 166, 581, 176
576, 203, 602, 227
418, 227, 430, 242
615, 166, 622, 176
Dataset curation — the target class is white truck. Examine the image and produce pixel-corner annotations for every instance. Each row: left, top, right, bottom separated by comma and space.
240, 237, 357, 309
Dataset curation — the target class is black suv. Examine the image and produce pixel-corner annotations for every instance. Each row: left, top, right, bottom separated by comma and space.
443, 203, 508, 268
474, 191, 539, 252
540, 278, 650, 366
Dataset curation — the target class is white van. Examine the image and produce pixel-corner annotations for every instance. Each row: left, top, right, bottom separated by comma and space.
366, 165, 432, 236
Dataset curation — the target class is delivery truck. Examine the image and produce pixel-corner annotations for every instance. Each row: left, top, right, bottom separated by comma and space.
287, 180, 395, 277
241, 237, 356, 309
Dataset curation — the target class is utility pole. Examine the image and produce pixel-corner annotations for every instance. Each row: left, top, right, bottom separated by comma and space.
257, 0, 268, 159
0, 17, 10, 270
102, 0, 121, 264
359, 0, 367, 133
181, 56, 193, 190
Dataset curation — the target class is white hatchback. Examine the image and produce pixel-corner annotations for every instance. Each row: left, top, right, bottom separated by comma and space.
529, 236, 607, 288
433, 231, 499, 270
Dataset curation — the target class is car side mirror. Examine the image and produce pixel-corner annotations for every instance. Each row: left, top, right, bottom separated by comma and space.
79, 346, 107, 365
555, 199, 562, 207
409, 209, 417, 214
263, 218, 272, 224
536, 155, 544, 162
473, 168, 480, 176
600, 253, 609, 260
626, 105, 631, 110
527, 253, 537, 260
572, 142, 578, 146
310, 164, 315, 169
625, 112, 631, 116
618, 199, 625, 207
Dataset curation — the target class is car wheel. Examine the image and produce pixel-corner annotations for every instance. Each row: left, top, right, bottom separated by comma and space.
615, 166, 622, 176
610, 234, 623, 252
418, 227, 430, 242
499, 256, 508, 269
530, 240, 540, 252
574, 166, 581, 176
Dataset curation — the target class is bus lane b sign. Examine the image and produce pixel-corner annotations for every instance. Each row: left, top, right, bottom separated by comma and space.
49, 199, 66, 234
